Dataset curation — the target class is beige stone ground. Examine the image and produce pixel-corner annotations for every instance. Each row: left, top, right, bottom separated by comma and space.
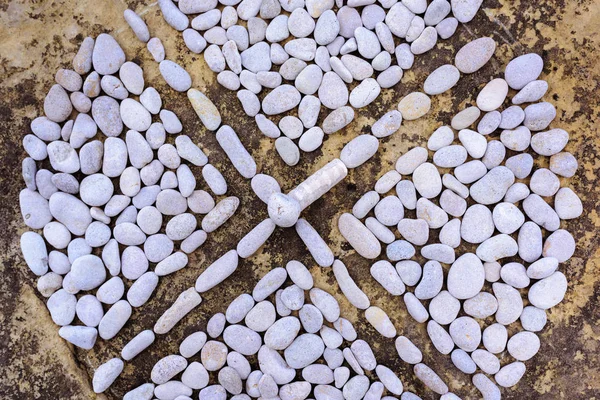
1, 0, 599, 398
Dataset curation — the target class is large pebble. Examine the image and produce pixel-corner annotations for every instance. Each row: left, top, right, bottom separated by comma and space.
454, 37, 496, 74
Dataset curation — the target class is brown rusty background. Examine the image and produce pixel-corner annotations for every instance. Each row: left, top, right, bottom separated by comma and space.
1, 0, 599, 398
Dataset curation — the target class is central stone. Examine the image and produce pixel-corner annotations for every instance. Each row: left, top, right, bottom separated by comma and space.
267, 193, 301, 228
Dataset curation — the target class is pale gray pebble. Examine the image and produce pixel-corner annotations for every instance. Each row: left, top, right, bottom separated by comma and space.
395, 336, 423, 364
501, 125, 530, 151
195, 250, 239, 293
158, 0, 189, 30
470, 166, 515, 205
73, 36, 94, 74
426, 320, 453, 355
495, 361, 526, 388
181, 230, 208, 254
404, 292, 429, 323
122, 330, 155, 361
92, 358, 124, 393
279, 115, 304, 139
520, 306, 548, 332
378, 65, 403, 88
440, 187, 467, 215
97, 276, 125, 304
83, 71, 100, 98
416, 198, 448, 229
265, 315, 301, 349
433, 144, 467, 171
127, 271, 159, 307
478, 110, 501, 135
447, 253, 484, 299
124, 9, 150, 42
227, 352, 251, 380
555, 187, 582, 219
527, 257, 558, 280
482, 140, 505, 169
199, 385, 227, 400
276, 289, 292, 317
505, 53, 544, 90
428, 126, 454, 150
524, 101, 556, 131
387, 239, 415, 261
523, 193, 560, 231
454, 37, 496, 74
372, 51, 391, 71
343, 375, 370, 400
155, 381, 193, 399
396, 180, 417, 210
299, 95, 321, 128
372, 110, 402, 138
385, 3, 414, 38
362, 4, 386, 30
223, 325, 262, 356
458, 128, 487, 158
245, 300, 277, 331
322, 105, 354, 134
180, 331, 208, 358
30, 116, 61, 142
47, 288, 76, 326
449, 316, 481, 352
352, 191, 379, 218
257, 71, 282, 88
395, 146, 428, 174
349, 78, 381, 108
398, 92, 431, 120
451, 349, 476, 374
46, 141, 79, 172
255, 114, 281, 138
20, 189, 52, 230
442, 173, 469, 198
299, 126, 325, 152
74, 295, 103, 328
513, 80, 548, 105
300, 304, 324, 333
415, 260, 443, 300
124, 383, 155, 400
505, 153, 534, 179
280, 58, 308, 80
401, 392, 423, 400
375, 22, 395, 53
58, 325, 98, 350
472, 348, 501, 375
147, 37, 165, 62
152, 354, 188, 384
429, 290, 460, 325
440, 218, 461, 248
253, 267, 287, 301
92, 33, 126, 75
499, 105, 525, 129
324, 348, 344, 370
374, 170, 401, 194
98, 299, 132, 340
374, 195, 404, 226
473, 373, 501, 400
159, 60, 192, 92
263, 84, 302, 115
410, 26, 438, 54
529, 271, 568, 309
531, 128, 569, 156
238, 90, 261, 117
286, 260, 313, 290
507, 331, 540, 361
493, 202, 525, 234
366, 217, 396, 244
113, 222, 146, 246
155, 252, 188, 276
318, 71, 349, 109
414, 363, 448, 395
303, 364, 334, 384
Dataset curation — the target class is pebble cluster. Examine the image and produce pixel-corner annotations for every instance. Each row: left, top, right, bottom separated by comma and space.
20, 33, 239, 351
17, 1, 583, 398
108, 263, 427, 400
334, 52, 580, 396
151, 0, 485, 165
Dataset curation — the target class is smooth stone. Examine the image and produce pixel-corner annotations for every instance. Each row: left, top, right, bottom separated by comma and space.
319, 72, 349, 109
398, 92, 431, 120
449, 316, 481, 351
493, 282, 523, 325
396, 146, 428, 174
429, 291, 460, 325
513, 80, 548, 104
59, 325, 98, 350
195, 250, 239, 292
98, 300, 132, 340
300, 304, 324, 334
424, 64, 460, 95
253, 267, 287, 301
507, 331, 540, 361
528, 272, 568, 309
310, 288, 340, 322
454, 37, 496, 74
340, 134, 379, 168
323, 106, 355, 134
505, 53, 544, 90
531, 128, 569, 156
395, 336, 423, 364
495, 362, 526, 388
92, 33, 126, 75
473, 374, 501, 400
482, 323, 508, 354
365, 306, 396, 338
523, 194, 560, 231
524, 101, 556, 131
464, 292, 498, 319
451, 348, 476, 374
122, 330, 155, 361
414, 364, 448, 395
93, 358, 124, 393
447, 253, 484, 299
427, 320, 453, 354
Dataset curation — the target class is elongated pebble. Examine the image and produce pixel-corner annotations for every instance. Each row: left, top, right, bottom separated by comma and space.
296, 218, 335, 267
237, 219, 276, 258
188, 89, 222, 131
414, 364, 448, 395
216, 125, 257, 178
122, 330, 155, 361
365, 306, 396, 338
338, 213, 381, 259
158, 0, 189, 30
93, 358, 124, 393
332, 260, 370, 309
154, 288, 202, 334
473, 373, 501, 400
195, 250, 239, 292
455, 37, 495, 74
202, 197, 239, 233
253, 267, 287, 301
310, 288, 340, 323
